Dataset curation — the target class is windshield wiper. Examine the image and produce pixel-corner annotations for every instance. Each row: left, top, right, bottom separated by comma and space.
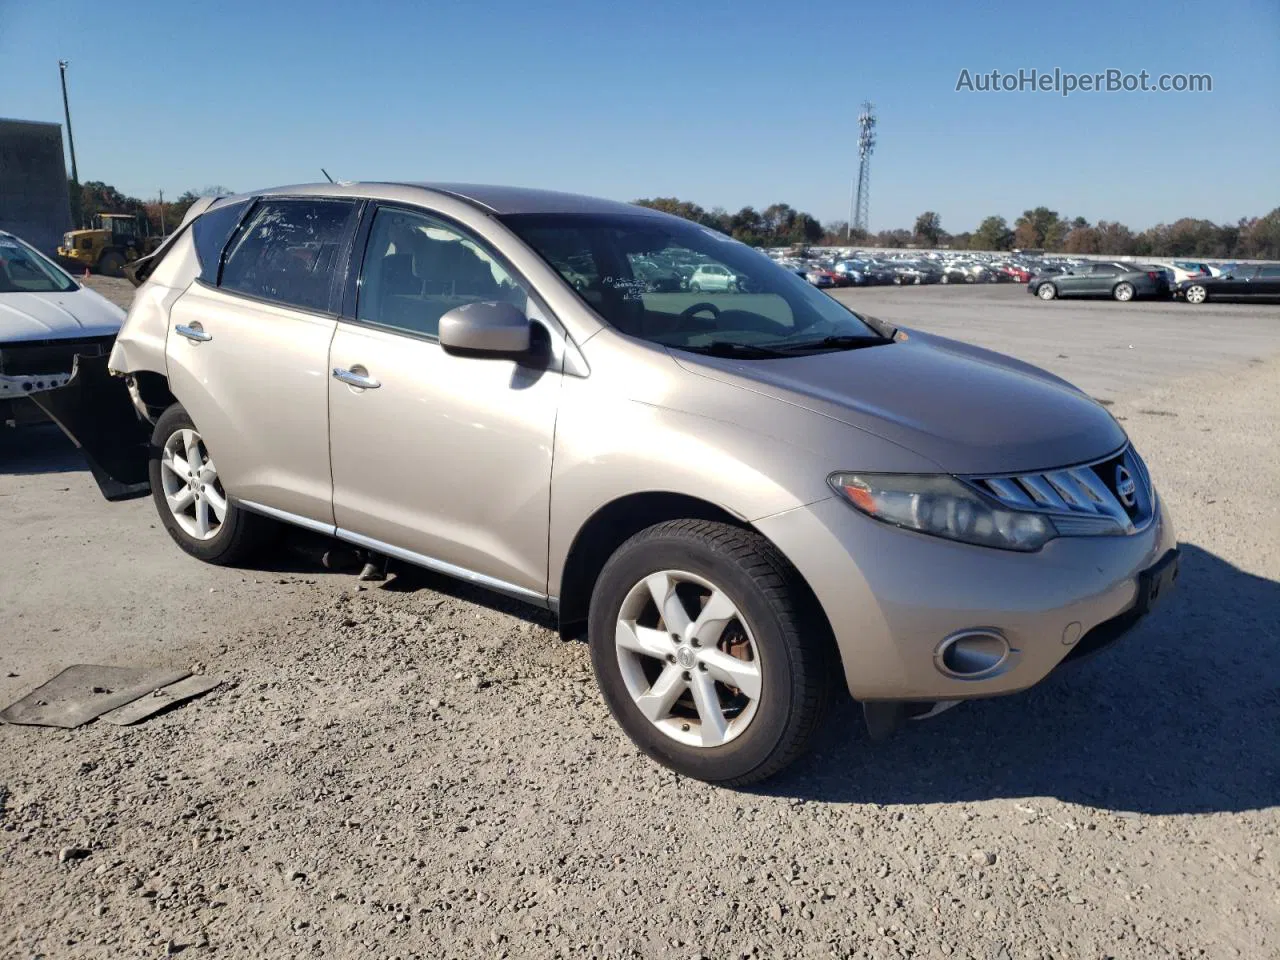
777, 334, 893, 353
677, 341, 791, 359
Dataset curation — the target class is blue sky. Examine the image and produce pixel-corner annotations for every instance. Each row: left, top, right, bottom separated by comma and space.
2, 0, 1276, 232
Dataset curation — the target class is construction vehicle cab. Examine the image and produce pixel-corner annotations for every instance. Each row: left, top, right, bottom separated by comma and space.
57, 213, 160, 278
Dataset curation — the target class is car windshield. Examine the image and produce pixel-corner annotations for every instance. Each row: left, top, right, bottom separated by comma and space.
0, 234, 78, 294
501, 212, 881, 355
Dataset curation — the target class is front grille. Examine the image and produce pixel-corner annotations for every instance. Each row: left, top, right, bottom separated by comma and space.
964, 445, 1154, 535
0, 336, 114, 377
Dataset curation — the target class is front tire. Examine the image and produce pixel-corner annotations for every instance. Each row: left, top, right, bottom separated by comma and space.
1113, 281, 1135, 302
588, 519, 833, 786
97, 250, 125, 277
1185, 284, 1208, 304
149, 404, 275, 565
1036, 282, 1057, 300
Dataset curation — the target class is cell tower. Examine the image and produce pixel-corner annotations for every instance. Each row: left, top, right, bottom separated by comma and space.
850, 102, 877, 237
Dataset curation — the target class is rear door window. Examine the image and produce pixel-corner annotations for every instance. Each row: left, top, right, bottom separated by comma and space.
220, 198, 358, 312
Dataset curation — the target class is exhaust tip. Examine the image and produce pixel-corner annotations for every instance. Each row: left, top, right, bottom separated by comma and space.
935, 630, 1010, 679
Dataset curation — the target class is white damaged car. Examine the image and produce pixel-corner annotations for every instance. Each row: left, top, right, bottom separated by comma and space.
1, 230, 126, 458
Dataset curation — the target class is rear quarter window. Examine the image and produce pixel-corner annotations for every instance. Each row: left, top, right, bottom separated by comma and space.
192, 199, 252, 284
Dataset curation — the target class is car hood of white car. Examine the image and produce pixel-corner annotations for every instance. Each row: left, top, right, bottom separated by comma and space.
0, 287, 126, 343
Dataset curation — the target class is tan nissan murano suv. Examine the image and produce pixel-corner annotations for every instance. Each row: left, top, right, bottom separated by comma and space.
40, 182, 1178, 785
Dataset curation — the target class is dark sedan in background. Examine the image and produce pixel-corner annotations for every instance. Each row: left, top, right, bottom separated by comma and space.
1028, 262, 1169, 302
1177, 264, 1280, 304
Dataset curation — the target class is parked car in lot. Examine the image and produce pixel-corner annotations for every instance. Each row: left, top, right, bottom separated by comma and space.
0, 229, 125, 430
831, 261, 865, 286
890, 261, 941, 285
804, 267, 837, 288
1148, 260, 1211, 286
940, 261, 991, 284
1029, 262, 1170, 302
857, 260, 897, 285
996, 263, 1033, 283
40, 183, 1178, 786
688, 263, 741, 293
1176, 264, 1280, 304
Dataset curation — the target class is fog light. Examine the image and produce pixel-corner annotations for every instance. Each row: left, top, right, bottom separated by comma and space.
935, 630, 1010, 679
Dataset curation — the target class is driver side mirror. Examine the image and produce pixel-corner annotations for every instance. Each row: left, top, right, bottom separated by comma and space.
439, 301, 532, 358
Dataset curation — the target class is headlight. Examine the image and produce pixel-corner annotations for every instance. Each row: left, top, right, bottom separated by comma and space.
829, 473, 1057, 552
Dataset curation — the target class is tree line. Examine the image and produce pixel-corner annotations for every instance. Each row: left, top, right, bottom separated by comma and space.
635, 197, 1280, 260
68, 180, 232, 235
67, 181, 1279, 260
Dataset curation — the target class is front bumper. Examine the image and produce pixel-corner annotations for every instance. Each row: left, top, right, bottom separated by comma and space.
57, 247, 93, 266
21, 353, 151, 500
755, 493, 1177, 702
0, 370, 75, 400
0, 337, 116, 419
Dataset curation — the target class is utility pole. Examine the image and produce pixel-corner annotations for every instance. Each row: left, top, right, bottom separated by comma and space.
158, 188, 166, 236
59, 60, 80, 226
847, 176, 855, 242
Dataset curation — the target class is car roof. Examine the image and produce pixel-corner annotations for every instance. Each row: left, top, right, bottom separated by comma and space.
251, 181, 663, 219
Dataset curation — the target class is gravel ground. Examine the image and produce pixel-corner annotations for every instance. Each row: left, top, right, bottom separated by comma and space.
1, 280, 1277, 959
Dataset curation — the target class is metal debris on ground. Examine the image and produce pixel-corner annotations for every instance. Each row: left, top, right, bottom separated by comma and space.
98, 674, 223, 726
0, 665, 190, 728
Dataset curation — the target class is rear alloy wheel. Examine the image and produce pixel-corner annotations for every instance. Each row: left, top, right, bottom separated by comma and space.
160, 427, 227, 542
589, 519, 833, 785
1185, 284, 1208, 305
149, 404, 275, 565
690, 282, 702, 293
1036, 282, 1057, 300
1113, 281, 1135, 302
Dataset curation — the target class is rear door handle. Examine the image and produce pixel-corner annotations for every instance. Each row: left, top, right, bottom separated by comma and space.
175, 323, 212, 343
332, 367, 381, 389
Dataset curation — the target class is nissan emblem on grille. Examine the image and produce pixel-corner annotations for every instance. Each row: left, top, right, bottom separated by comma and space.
1115, 464, 1137, 507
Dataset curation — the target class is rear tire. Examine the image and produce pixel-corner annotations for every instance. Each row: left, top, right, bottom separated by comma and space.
97, 250, 125, 278
1113, 281, 1135, 302
588, 519, 833, 786
1036, 282, 1057, 300
1184, 284, 1208, 305
149, 404, 276, 565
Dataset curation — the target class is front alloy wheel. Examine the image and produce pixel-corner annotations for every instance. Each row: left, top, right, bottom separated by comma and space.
1185, 284, 1208, 304
1037, 282, 1057, 300
589, 519, 833, 785
614, 570, 761, 748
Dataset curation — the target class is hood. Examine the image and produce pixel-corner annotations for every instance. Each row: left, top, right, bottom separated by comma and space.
0, 288, 125, 343
672, 329, 1126, 475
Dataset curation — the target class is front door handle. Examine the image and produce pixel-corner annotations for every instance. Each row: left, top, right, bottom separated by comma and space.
332, 367, 381, 389
175, 323, 212, 343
